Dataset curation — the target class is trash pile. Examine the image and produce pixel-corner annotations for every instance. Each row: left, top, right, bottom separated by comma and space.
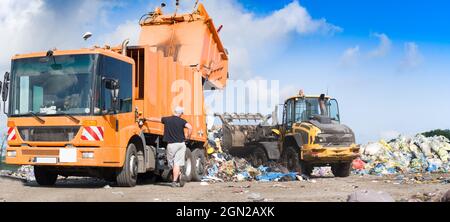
202, 153, 300, 183
0, 165, 35, 182
355, 134, 450, 175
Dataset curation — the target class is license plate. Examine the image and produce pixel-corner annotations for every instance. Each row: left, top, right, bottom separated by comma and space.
59, 148, 77, 163
35, 157, 57, 164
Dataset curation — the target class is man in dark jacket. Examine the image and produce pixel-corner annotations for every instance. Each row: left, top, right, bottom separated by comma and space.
147, 106, 193, 187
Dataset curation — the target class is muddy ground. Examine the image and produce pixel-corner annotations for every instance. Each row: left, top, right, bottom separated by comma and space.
0, 173, 448, 202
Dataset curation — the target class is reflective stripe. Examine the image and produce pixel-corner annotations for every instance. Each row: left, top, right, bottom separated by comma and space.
81, 127, 104, 141
7, 127, 16, 141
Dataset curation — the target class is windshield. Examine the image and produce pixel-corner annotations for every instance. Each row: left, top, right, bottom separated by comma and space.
290, 98, 340, 123
294, 98, 320, 122
10, 54, 97, 116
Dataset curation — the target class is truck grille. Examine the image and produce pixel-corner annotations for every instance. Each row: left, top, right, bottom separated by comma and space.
17, 126, 80, 142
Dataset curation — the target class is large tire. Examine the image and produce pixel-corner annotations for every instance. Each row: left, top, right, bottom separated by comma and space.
281, 146, 303, 173
303, 164, 314, 176
34, 166, 58, 186
191, 148, 206, 182
116, 143, 138, 187
332, 162, 351, 177
183, 148, 194, 182
251, 147, 268, 167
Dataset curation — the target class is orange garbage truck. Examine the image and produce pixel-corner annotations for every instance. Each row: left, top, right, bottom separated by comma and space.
2, 4, 228, 187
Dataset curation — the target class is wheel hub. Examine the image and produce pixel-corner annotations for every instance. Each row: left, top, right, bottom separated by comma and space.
184, 157, 192, 177
129, 155, 138, 177
195, 158, 203, 175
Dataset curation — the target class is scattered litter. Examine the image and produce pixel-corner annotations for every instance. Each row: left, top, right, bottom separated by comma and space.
1, 165, 35, 181
247, 193, 264, 202
200, 182, 209, 186
352, 158, 365, 170
202, 153, 299, 182
103, 185, 111, 189
347, 190, 395, 202
112, 191, 124, 196
408, 192, 442, 202
272, 184, 287, 188
312, 167, 333, 177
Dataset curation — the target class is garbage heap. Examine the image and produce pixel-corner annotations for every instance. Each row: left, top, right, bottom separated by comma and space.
202, 153, 299, 182
0, 165, 35, 181
355, 135, 450, 175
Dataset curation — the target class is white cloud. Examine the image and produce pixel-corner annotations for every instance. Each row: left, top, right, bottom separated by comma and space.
99, 20, 140, 46
194, 0, 342, 80
369, 33, 391, 57
400, 42, 423, 70
0, 0, 122, 71
340, 46, 360, 67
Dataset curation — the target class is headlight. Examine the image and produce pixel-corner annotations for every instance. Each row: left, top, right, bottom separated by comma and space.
315, 136, 325, 143
7, 151, 17, 157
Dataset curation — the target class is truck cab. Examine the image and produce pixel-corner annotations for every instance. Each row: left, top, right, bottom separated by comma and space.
4, 49, 141, 185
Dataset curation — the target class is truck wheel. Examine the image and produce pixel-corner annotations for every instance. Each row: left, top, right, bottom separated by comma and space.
331, 162, 351, 177
34, 166, 58, 186
281, 146, 303, 173
183, 148, 194, 182
252, 147, 268, 167
191, 148, 206, 182
116, 143, 138, 187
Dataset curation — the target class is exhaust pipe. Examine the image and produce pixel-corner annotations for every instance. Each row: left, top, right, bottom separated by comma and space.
121, 39, 130, 56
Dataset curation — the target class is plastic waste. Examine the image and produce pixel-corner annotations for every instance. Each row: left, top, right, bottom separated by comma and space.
359, 134, 450, 175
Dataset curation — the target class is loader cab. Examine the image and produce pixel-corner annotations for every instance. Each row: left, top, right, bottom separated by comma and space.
282, 96, 340, 130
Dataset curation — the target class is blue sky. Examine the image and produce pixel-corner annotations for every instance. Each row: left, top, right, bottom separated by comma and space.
0, 0, 449, 143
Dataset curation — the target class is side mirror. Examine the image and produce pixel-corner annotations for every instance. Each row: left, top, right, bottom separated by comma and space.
2, 72, 10, 115
103, 78, 120, 113
2, 72, 10, 102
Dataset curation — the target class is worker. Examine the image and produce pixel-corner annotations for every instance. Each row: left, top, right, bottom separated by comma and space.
146, 106, 193, 188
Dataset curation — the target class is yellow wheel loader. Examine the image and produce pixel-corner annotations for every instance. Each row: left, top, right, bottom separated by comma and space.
217, 92, 360, 177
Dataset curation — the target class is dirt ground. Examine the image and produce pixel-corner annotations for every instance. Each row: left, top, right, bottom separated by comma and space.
0, 173, 448, 202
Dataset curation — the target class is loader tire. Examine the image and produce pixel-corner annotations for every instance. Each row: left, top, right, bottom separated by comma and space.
191, 148, 206, 182
116, 143, 138, 187
303, 164, 314, 176
252, 147, 268, 167
34, 166, 58, 186
281, 146, 303, 173
332, 162, 351, 177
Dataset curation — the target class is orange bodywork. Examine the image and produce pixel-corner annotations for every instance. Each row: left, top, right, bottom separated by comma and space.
5, 4, 228, 169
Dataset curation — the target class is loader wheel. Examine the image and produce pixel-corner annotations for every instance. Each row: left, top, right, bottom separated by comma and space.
116, 143, 138, 187
281, 146, 303, 173
303, 164, 314, 176
34, 166, 58, 186
331, 162, 351, 177
191, 148, 206, 182
252, 147, 268, 167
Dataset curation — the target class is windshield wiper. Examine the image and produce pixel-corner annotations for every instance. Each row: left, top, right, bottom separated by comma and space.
60, 112, 80, 124
28, 111, 45, 124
